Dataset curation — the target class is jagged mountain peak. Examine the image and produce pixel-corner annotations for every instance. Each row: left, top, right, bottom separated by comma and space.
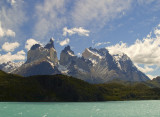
26, 38, 58, 64
82, 47, 112, 61
113, 53, 130, 62
85, 47, 110, 56
83, 48, 102, 59
30, 44, 41, 50
64, 45, 71, 51
44, 38, 55, 49
14, 38, 59, 76
62, 45, 75, 56
63, 45, 72, 52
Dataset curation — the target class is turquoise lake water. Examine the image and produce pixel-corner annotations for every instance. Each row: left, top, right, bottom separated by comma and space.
0, 101, 160, 117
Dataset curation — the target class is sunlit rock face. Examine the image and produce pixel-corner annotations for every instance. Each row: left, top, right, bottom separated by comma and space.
13, 39, 60, 76
112, 53, 149, 82
59, 45, 76, 66
26, 39, 58, 65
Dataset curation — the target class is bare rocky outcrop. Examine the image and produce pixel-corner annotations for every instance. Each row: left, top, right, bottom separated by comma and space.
13, 39, 60, 76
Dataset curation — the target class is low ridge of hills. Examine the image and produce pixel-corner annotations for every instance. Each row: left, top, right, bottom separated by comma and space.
0, 70, 160, 102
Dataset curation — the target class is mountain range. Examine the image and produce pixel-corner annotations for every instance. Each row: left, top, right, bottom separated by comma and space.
0, 39, 149, 84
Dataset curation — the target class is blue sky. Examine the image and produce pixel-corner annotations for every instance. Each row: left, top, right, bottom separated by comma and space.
0, 0, 160, 79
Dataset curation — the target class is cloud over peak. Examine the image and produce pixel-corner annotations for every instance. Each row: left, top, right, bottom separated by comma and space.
72, 0, 132, 27
25, 39, 40, 51
59, 38, 70, 46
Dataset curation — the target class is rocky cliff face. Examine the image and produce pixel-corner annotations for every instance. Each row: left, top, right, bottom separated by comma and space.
59, 46, 92, 82
26, 39, 58, 64
112, 53, 148, 82
14, 39, 60, 76
59, 47, 149, 83
11, 39, 149, 83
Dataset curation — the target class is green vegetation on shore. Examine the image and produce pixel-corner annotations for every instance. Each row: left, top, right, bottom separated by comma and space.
0, 70, 160, 102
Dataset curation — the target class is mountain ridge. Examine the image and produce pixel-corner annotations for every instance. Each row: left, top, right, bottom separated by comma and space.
0, 70, 160, 101
0, 39, 150, 83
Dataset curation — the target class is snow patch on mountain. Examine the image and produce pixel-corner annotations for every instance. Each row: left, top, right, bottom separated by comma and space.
67, 51, 75, 56
58, 65, 69, 74
89, 58, 98, 66
86, 48, 104, 59
0, 61, 24, 73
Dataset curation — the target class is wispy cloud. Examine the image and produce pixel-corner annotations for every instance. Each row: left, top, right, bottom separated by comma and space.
0, 0, 26, 42
72, 0, 132, 27
94, 42, 110, 47
59, 38, 70, 46
0, 21, 15, 38
2, 42, 19, 52
63, 27, 90, 37
34, 0, 66, 40
33, 0, 133, 40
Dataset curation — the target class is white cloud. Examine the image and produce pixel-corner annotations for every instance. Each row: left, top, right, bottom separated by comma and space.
2, 42, 19, 52
107, 24, 160, 75
6, 29, 16, 37
0, 50, 26, 64
63, 27, 90, 37
17, 50, 25, 55
0, 22, 15, 37
25, 39, 40, 51
107, 24, 160, 66
59, 38, 70, 46
95, 42, 110, 47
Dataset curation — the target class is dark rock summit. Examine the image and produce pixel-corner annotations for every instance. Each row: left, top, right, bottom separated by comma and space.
44, 38, 55, 49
